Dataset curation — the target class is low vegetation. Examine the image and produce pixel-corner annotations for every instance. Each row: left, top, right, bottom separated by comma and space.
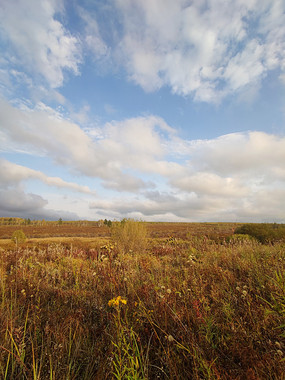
11, 230, 27, 246
111, 219, 148, 255
0, 220, 284, 379
235, 223, 285, 244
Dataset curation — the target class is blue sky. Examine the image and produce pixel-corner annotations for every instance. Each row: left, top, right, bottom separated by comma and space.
0, 0, 285, 222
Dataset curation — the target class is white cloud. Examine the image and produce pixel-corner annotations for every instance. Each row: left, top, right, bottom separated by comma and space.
223, 40, 265, 92
0, 99, 165, 191
0, 159, 95, 194
1, 97, 285, 221
1, 0, 283, 104
103, 115, 175, 159
89, 128, 285, 222
109, 0, 285, 102
0, 157, 92, 221
78, 6, 109, 60
171, 173, 248, 198
0, 0, 81, 88
186, 132, 285, 177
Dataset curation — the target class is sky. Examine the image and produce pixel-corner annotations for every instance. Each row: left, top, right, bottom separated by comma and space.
0, 0, 285, 222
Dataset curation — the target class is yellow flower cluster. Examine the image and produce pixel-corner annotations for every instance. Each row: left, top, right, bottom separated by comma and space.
101, 243, 115, 252
108, 296, 127, 307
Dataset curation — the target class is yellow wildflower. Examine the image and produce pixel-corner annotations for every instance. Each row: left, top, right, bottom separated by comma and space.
108, 296, 127, 307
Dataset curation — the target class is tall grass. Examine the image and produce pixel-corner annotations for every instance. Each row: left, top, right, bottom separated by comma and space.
0, 233, 284, 379
111, 219, 147, 255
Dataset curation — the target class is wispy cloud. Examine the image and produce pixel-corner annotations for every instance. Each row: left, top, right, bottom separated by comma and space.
0, 0, 81, 88
107, 0, 285, 102
1, 0, 284, 104
78, 6, 110, 61
0, 159, 95, 194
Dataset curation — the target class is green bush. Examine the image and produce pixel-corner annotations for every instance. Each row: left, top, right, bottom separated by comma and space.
11, 230, 27, 245
234, 223, 285, 244
111, 219, 147, 254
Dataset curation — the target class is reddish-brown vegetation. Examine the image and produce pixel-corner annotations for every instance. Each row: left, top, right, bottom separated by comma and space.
0, 220, 284, 379
0, 221, 241, 240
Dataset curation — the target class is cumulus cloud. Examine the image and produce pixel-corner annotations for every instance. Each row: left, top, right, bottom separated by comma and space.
90, 130, 285, 222
185, 131, 285, 177
0, 0, 81, 88
171, 173, 248, 198
1, 97, 285, 221
0, 98, 182, 196
0, 99, 167, 192
108, 0, 285, 102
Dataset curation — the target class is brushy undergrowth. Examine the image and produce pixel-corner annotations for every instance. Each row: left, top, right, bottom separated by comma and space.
111, 219, 148, 255
0, 233, 285, 379
235, 223, 285, 244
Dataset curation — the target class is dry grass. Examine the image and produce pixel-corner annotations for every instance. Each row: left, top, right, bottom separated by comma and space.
0, 222, 241, 241
0, 226, 284, 379
0, 236, 110, 251
111, 219, 148, 254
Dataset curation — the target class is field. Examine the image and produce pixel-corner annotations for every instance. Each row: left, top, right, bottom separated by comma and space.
0, 221, 284, 379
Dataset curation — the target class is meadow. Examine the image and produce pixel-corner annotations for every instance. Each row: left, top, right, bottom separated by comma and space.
0, 220, 284, 379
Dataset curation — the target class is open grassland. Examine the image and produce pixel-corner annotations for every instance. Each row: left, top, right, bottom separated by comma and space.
0, 224, 111, 241
0, 222, 284, 379
0, 221, 241, 241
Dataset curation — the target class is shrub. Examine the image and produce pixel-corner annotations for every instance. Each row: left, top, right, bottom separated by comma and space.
111, 219, 147, 254
234, 223, 285, 244
11, 229, 27, 245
